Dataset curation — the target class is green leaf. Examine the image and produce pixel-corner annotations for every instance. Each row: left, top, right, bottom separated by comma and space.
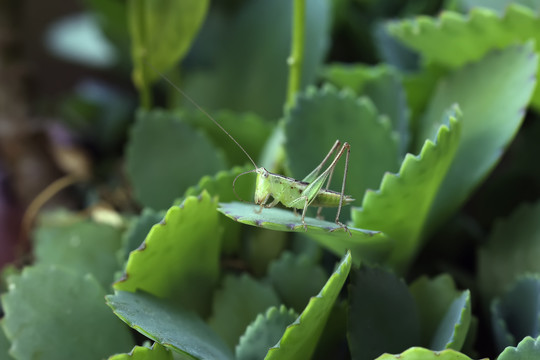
478, 201, 540, 301
218, 202, 393, 265
114, 192, 222, 316
128, 0, 209, 86
409, 274, 463, 346
375, 347, 473, 360
235, 306, 298, 360
322, 64, 410, 154
388, 6, 540, 111
285, 85, 400, 223
430, 291, 471, 351
107, 291, 233, 360
498, 335, 540, 360
208, 274, 281, 350
182, 0, 330, 119
422, 42, 538, 229
178, 110, 273, 168
182, 165, 254, 253
491, 276, 540, 351
348, 266, 421, 360
268, 251, 327, 312
34, 215, 124, 289
120, 208, 165, 263
265, 251, 352, 360
108, 342, 173, 360
126, 109, 227, 210
2, 265, 134, 360
352, 108, 461, 270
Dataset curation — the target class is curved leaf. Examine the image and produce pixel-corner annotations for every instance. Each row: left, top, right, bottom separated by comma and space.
268, 251, 327, 312
430, 290, 471, 351
387, 5, 539, 69
128, 0, 209, 87
218, 202, 392, 265
376, 347, 473, 360
498, 335, 540, 360
34, 215, 124, 289
114, 192, 222, 317
208, 274, 280, 351
108, 342, 173, 360
2, 265, 134, 360
388, 6, 540, 110
236, 306, 298, 360
491, 276, 540, 351
409, 274, 463, 346
285, 84, 400, 222
352, 108, 461, 270
107, 291, 233, 360
265, 251, 352, 360
422, 42, 538, 228
126, 109, 227, 209
347, 266, 420, 360
478, 201, 540, 301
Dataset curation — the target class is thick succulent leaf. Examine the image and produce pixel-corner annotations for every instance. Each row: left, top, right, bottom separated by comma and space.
265, 251, 352, 360
236, 306, 298, 360
285, 85, 400, 223
107, 291, 233, 359
218, 202, 392, 265
388, 6, 540, 110
386, 5, 539, 70
409, 274, 463, 346
182, 0, 330, 119
126, 109, 226, 210
182, 165, 253, 253
430, 291, 471, 351
322, 64, 410, 154
178, 110, 273, 168
478, 201, 540, 301
268, 251, 327, 312
33, 215, 124, 289
108, 343, 173, 360
352, 109, 461, 270
128, 0, 208, 87
376, 347, 473, 360
348, 266, 421, 360
114, 192, 222, 317
491, 276, 540, 351
498, 335, 540, 360
208, 274, 281, 350
120, 208, 165, 263
421, 42, 538, 229
2, 265, 134, 359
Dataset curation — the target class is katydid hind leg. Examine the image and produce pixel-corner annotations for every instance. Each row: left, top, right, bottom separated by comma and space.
302, 140, 341, 183
330, 142, 351, 235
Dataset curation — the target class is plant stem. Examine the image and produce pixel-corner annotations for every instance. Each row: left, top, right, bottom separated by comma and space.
286, 0, 306, 111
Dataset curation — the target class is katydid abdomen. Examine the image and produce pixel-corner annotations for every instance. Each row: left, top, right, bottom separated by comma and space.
255, 171, 354, 209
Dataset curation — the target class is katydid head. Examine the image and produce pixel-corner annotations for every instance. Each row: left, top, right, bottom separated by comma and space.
232, 167, 270, 204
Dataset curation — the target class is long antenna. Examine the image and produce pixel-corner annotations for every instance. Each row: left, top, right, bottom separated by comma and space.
144, 62, 259, 169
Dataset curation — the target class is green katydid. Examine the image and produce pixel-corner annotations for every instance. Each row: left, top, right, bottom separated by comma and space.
155, 68, 355, 234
